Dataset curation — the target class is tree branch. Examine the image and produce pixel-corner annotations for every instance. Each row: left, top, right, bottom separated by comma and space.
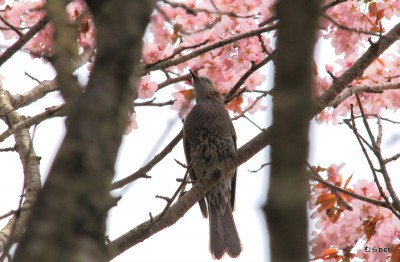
0, 105, 65, 143
225, 53, 274, 102
348, 102, 400, 219
0, 16, 48, 67
10, 48, 93, 109
308, 164, 387, 208
111, 130, 183, 190
142, 24, 277, 74
0, 91, 41, 254
329, 82, 400, 108
355, 95, 400, 215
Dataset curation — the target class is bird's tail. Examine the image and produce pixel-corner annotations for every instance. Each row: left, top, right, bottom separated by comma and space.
209, 203, 242, 259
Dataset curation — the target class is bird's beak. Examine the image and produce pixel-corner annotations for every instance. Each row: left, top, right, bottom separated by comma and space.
189, 69, 200, 82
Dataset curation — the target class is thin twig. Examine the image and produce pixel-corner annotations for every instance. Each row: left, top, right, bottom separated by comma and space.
343, 119, 375, 152
145, 40, 209, 69
157, 73, 191, 90
384, 153, 400, 164
242, 115, 264, 131
355, 95, 400, 214
134, 100, 174, 107
0, 15, 22, 36
161, 0, 258, 18
248, 162, 270, 173
307, 163, 387, 208
322, 14, 381, 37
231, 93, 267, 120
350, 101, 400, 219
0, 147, 15, 152
111, 130, 183, 190
149, 143, 202, 226
0, 16, 48, 67
0, 105, 65, 142
225, 52, 274, 103
307, 163, 352, 211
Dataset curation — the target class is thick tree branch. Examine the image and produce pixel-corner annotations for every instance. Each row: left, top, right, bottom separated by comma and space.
0, 91, 41, 254
329, 82, 400, 108
11, 80, 58, 108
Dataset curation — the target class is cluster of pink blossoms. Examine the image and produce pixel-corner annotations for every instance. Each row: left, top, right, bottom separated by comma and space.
0, 0, 94, 57
309, 164, 400, 261
140, 0, 274, 118
139, 0, 400, 126
315, 0, 400, 123
0, 1, 399, 123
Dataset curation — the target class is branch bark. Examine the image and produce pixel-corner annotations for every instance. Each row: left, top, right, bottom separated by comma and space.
0, 91, 41, 254
329, 82, 400, 108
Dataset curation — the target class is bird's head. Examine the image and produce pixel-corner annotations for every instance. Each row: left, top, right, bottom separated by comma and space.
189, 69, 221, 100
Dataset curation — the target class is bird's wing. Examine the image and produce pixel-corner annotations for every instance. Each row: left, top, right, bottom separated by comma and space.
183, 130, 209, 218
230, 125, 237, 211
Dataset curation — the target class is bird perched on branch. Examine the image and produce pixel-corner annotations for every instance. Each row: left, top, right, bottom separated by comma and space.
183, 69, 242, 259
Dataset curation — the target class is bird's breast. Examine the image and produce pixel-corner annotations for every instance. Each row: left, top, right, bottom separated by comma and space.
184, 101, 235, 163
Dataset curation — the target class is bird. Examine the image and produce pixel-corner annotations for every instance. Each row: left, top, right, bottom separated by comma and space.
183, 69, 242, 259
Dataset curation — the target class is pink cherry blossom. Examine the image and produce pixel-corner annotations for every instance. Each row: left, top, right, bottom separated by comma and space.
245, 97, 267, 114
214, 15, 234, 38
171, 91, 193, 119
170, 84, 194, 119
124, 113, 138, 134
244, 71, 266, 91
138, 75, 158, 99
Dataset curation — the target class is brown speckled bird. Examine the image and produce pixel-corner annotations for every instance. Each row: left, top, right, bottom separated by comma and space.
183, 69, 242, 259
